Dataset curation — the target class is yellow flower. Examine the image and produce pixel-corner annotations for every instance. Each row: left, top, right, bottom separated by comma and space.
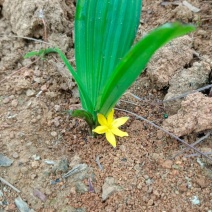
92, 109, 129, 148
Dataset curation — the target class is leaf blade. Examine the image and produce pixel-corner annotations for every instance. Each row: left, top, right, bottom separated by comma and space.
75, 0, 142, 110
98, 22, 196, 115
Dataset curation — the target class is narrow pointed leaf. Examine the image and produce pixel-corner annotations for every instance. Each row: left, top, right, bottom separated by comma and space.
75, 0, 142, 108
98, 22, 196, 115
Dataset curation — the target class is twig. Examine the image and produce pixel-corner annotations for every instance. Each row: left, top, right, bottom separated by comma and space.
163, 84, 212, 103
0, 177, 21, 193
172, 132, 211, 158
1, 35, 52, 46
115, 108, 212, 161
125, 92, 164, 109
185, 152, 212, 158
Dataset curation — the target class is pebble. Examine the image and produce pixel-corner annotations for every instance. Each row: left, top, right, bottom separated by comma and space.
147, 199, 154, 206
195, 177, 208, 188
51, 131, 57, 137
3, 97, 10, 104
11, 99, 18, 107
161, 160, 173, 169
190, 196, 200, 205
156, 130, 164, 139
102, 177, 122, 201
55, 158, 69, 173
15, 196, 31, 211
5, 203, 16, 211
75, 181, 88, 194
26, 89, 36, 97
32, 154, 41, 161
12, 152, 19, 159
54, 105, 61, 112
31, 174, 37, 179
46, 91, 57, 98
34, 69, 41, 77
20, 167, 28, 173
33, 188, 47, 202
31, 161, 40, 169
33, 77, 41, 83
41, 84, 48, 92
0, 154, 13, 167
179, 183, 187, 192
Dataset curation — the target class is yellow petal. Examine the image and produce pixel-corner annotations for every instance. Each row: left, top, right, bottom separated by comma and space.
112, 117, 129, 128
107, 109, 114, 124
93, 126, 108, 134
105, 131, 116, 148
97, 114, 108, 126
111, 128, 128, 137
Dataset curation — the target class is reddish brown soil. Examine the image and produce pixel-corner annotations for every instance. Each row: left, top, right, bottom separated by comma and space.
0, 0, 211, 211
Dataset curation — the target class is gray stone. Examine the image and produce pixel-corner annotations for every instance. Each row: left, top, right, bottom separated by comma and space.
102, 177, 123, 201
0, 154, 13, 167
26, 89, 35, 97
15, 196, 31, 212
53, 158, 69, 173
75, 181, 88, 194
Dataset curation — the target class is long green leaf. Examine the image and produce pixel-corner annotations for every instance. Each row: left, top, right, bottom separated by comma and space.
98, 22, 196, 115
75, 0, 142, 110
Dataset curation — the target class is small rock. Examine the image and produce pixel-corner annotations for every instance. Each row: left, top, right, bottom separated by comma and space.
11, 99, 18, 107
153, 190, 160, 197
20, 167, 28, 173
41, 84, 48, 92
0, 190, 3, 197
34, 69, 41, 77
26, 89, 35, 97
75, 181, 88, 194
179, 183, 187, 192
190, 196, 200, 205
31, 161, 39, 169
33, 188, 47, 202
32, 154, 41, 161
145, 179, 152, 186
147, 199, 154, 206
46, 91, 57, 98
195, 177, 208, 188
54, 158, 69, 173
161, 160, 173, 169
50, 131, 57, 137
156, 130, 164, 139
33, 77, 41, 83
31, 174, 37, 179
44, 160, 56, 165
15, 196, 31, 211
12, 152, 19, 159
54, 105, 61, 112
5, 203, 16, 211
3, 97, 10, 104
102, 177, 122, 201
0, 154, 13, 167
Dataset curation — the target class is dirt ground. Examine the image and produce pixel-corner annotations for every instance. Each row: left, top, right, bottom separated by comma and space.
0, 0, 211, 211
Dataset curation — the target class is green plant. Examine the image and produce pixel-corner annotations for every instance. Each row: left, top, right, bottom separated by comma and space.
25, 0, 195, 146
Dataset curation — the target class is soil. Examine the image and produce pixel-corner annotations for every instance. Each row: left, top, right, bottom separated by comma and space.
0, 0, 211, 211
